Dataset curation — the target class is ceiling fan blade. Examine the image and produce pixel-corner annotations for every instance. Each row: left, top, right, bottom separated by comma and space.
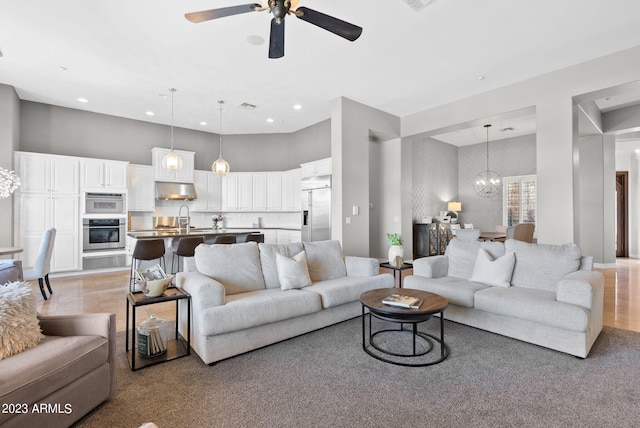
185, 4, 262, 23
294, 7, 362, 42
269, 18, 285, 59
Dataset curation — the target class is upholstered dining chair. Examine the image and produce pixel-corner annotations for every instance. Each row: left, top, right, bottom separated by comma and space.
23, 228, 56, 300
455, 229, 480, 241
509, 223, 535, 243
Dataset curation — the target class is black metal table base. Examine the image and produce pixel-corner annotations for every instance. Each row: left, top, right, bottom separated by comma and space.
362, 307, 449, 367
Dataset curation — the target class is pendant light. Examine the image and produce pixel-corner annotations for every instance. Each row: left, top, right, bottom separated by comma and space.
473, 124, 501, 198
212, 100, 230, 176
161, 88, 183, 172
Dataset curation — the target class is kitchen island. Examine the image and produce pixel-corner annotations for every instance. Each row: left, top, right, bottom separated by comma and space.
127, 228, 257, 240
126, 229, 260, 274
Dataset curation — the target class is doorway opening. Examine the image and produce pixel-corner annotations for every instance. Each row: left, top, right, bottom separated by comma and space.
616, 171, 628, 257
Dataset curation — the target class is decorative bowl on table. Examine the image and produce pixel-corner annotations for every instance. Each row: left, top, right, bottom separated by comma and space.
138, 276, 173, 297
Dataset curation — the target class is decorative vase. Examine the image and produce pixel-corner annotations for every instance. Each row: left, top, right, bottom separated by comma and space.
388, 245, 404, 265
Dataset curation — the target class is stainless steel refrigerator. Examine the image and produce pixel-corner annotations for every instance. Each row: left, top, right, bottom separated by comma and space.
301, 175, 331, 242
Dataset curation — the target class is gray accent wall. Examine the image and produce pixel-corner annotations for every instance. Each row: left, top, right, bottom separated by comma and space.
0, 84, 19, 247
411, 137, 458, 223
458, 134, 537, 232
19, 101, 330, 171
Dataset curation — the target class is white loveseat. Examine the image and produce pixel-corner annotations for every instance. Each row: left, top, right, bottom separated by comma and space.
176, 240, 394, 364
404, 238, 604, 358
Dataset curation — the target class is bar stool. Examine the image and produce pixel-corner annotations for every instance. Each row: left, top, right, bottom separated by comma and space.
171, 236, 203, 274
204, 234, 236, 245
245, 233, 264, 243
130, 239, 165, 291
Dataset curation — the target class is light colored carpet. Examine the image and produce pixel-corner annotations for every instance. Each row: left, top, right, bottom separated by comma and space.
74, 317, 640, 427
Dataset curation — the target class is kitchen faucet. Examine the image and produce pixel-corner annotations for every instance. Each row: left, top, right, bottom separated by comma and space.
178, 204, 190, 233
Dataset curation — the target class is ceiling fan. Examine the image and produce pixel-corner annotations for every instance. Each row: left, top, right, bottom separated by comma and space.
185, 0, 363, 59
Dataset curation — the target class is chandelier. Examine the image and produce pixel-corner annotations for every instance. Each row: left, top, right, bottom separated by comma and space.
161, 88, 183, 172
473, 124, 501, 198
211, 100, 230, 176
0, 167, 21, 198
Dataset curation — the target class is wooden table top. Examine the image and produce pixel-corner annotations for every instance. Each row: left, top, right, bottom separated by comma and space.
360, 288, 448, 318
0, 246, 23, 256
479, 232, 506, 241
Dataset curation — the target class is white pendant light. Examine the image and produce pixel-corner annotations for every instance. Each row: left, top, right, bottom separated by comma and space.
162, 88, 183, 172
212, 100, 230, 176
473, 124, 501, 198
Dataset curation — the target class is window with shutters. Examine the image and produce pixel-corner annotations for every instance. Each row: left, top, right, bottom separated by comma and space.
503, 175, 536, 228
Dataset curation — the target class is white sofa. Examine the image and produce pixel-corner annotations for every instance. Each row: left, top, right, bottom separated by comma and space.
176, 240, 394, 364
404, 238, 604, 358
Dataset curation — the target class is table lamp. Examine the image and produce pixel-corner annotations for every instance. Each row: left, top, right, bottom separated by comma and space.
447, 202, 461, 223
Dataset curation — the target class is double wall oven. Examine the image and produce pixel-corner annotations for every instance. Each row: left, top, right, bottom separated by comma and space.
83, 218, 126, 251
83, 192, 127, 252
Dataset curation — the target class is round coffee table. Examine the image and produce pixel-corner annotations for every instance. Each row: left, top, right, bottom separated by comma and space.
360, 288, 449, 366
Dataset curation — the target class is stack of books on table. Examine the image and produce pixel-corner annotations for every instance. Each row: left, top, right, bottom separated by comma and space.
382, 294, 423, 309
137, 327, 167, 358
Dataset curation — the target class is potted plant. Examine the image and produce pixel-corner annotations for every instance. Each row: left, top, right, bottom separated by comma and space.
386, 233, 404, 264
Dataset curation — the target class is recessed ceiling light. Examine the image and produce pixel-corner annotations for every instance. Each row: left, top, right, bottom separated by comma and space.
266, 118, 274, 123
293, 104, 302, 110
146, 111, 155, 116
77, 97, 88, 103
200, 121, 207, 126
477, 76, 485, 80
159, 94, 167, 98
59, 66, 67, 71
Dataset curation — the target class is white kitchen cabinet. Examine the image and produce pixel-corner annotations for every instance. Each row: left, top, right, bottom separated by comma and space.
221, 173, 253, 211
276, 229, 302, 244
253, 173, 282, 211
15, 152, 81, 272
17, 152, 79, 195
19, 193, 80, 272
261, 230, 278, 244
151, 147, 195, 183
127, 164, 155, 211
300, 157, 332, 178
281, 168, 301, 211
192, 170, 222, 212
81, 158, 128, 191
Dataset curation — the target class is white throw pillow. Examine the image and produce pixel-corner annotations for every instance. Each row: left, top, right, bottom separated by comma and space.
469, 248, 515, 288
276, 251, 312, 290
0, 281, 44, 360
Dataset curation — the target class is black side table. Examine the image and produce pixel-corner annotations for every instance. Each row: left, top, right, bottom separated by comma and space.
380, 261, 413, 288
126, 287, 191, 371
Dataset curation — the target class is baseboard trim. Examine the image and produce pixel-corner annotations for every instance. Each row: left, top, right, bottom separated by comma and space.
593, 262, 617, 269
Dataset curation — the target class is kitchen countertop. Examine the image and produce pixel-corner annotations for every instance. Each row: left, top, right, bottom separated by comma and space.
127, 229, 259, 239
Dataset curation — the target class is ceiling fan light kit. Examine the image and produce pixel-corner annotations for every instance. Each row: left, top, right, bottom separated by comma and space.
161, 88, 183, 172
185, 0, 362, 59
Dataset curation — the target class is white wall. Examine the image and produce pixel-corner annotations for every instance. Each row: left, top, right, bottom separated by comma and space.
369, 138, 403, 260
331, 97, 401, 257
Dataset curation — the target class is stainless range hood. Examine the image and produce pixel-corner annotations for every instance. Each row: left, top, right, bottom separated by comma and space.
155, 181, 197, 200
